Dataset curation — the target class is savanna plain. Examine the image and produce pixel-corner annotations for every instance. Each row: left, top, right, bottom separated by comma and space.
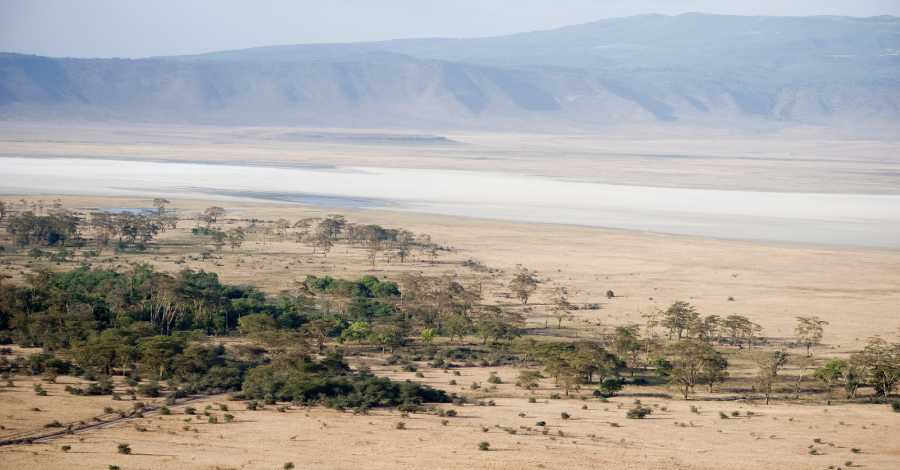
0, 124, 898, 470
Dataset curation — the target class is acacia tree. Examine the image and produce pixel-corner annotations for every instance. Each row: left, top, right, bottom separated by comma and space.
152, 198, 170, 216
722, 315, 761, 349
509, 268, 540, 305
302, 319, 334, 353
853, 337, 900, 397
200, 206, 225, 227
612, 325, 643, 376
753, 350, 788, 405
549, 285, 574, 328
668, 339, 726, 399
795, 316, 829, 356
474, 306, 524, 344
662, 301, 699, 340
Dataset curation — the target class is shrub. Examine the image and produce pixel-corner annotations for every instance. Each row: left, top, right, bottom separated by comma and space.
137, 382, 160, 397
219, 404, 229, 411
208, 415, 218, 424
446, 409, 458, 417
395, 422, 406, 430
45, 420, 63, 428
595, 377, 623, 397
184, 406, 196, 415
117, 443, 131, 455
224, 413, 234, 422
528, 397, 536, 403
891, 402, 900, 413
535, 421, 546, 427
487, 373, 502, 384
61, 445, 71, 452
33, 384, 47, 396
560, 412, 571, 420
478, 441, 490, 451
626, 406, 652, 419
719, 411, 729, 419
160, 406, 171, 415
284, 463, 295, 470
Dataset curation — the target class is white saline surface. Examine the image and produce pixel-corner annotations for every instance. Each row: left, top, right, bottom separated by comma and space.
2, 156, 898, 249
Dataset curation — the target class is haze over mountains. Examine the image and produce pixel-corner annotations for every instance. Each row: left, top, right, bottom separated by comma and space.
1, 13, 899, 132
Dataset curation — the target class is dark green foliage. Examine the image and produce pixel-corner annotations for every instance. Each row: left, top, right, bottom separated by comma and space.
242, 353, 449, 409
28, 353, 72, 376
7, 211, 80, 247
137, 381, 160, 397
304, 275, 400, 321
595, 377, 624, 397
0, 265, 312, 348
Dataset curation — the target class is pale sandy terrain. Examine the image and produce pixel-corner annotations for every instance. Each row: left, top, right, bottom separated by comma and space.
1, 359, 898, 470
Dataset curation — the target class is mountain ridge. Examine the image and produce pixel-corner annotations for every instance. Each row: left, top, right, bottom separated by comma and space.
1, 14, 899, 133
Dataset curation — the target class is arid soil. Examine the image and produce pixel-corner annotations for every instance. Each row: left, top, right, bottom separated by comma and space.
1, 357, 898, 470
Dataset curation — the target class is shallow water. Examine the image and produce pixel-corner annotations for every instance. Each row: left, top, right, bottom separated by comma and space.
2, 156, 898, 249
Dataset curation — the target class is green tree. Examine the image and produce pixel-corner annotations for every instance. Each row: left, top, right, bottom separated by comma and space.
612, 325, 643, 376
138, 335, 187, 379
853, 337, 900, 397
668, 340, 725, 399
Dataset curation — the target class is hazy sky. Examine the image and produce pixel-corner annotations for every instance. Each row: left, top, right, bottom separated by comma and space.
2, 0, 900, 58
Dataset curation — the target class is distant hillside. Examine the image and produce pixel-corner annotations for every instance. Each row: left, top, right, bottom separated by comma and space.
1, 13, 899, 132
